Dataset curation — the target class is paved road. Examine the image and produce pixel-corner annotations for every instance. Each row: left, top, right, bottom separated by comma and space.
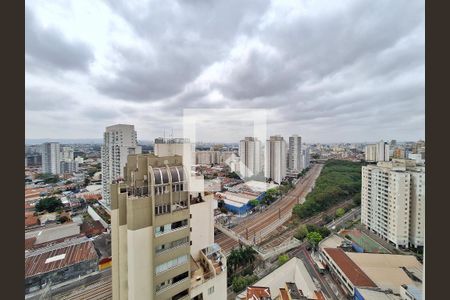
291, 245, 339, 300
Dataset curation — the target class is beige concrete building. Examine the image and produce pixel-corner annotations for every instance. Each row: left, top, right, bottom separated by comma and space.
361, 159, 425, 248
195, 151, 219, 165
111, 154, 226, 300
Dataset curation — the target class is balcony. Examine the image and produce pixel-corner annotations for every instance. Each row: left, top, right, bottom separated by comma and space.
191, 244, 226, 289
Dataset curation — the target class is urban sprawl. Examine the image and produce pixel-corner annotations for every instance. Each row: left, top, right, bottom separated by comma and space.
24, 124, 425, 300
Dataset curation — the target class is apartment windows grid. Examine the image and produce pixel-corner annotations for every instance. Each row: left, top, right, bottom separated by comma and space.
155, 255, 189, 274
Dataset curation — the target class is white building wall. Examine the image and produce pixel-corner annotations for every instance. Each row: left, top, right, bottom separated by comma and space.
288, 135, 302, 172
361, 161, 424, 248
42, 142, 61, 174
101, 125, 141, 207
265, 136, 287, 184
409, 170, 425, 247
239, 138, 263, 178
191, 270, 227, 300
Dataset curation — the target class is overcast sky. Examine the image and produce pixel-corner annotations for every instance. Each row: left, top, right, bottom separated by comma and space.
25, 0, 424, 143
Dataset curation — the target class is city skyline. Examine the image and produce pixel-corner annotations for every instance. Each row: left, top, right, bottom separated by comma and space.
26, 0, 424, 143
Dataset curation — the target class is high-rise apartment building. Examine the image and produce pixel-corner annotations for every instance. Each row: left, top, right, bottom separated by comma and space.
361, 159, 425, 248
101, 124, 142, 206
195, 151, 219, 165
393, 147, 406, 159
239, 137, 263, 178
287, 135, 302, 172
364, 140, 389, 162
111, 154, 226, 300
61, 146, 74, 161
301, 146, 310, 170
265, 135, 287, 184
41, 142, 61, 175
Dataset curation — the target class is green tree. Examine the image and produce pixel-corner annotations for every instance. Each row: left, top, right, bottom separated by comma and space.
307, 231, 323, 248
336, 208, 345, 218
35, 197, 64, 213
248, 199, 259, 207
278, 254, 289, 265
294, 224, 308, 240
232, 275, 258, 293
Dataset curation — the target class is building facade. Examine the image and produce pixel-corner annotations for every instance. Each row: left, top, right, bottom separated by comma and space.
195, 151, 219, 165
265, 136, 287, 184
101, 124, 142, 207
287, 135, 302, 173
239, 137, 263, 178
361, 160, 425, 248
364, 140, 389, 162
301, 146, 311, 170
41, 142, 61, 175
111, 154, 226, 300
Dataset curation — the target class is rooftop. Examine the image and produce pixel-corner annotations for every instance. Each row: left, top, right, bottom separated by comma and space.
237, 257, 317, 300
25, 237, 98, 278
25, 222, 80, 245
246, 286, 271, 300
318, 233, 346, 250
323, 248, 377, 288
346, 252, 423, 293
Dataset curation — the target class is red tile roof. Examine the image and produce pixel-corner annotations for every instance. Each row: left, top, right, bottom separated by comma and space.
246, 286, 271, 300
323, 248, 377, 288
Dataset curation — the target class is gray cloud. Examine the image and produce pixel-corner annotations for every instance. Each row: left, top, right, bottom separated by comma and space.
25, 0, 424, 143
93, 0, 270, 101
25, 87, 77, 111
25, 6, 94, 73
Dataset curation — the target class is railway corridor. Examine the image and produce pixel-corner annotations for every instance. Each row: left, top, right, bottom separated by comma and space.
215, 164, 323, 255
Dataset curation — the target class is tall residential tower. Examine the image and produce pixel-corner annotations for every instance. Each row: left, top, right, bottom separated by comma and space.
101, 124, 142, 207
287, 135, 302, 172
239, 137, 263, 178
111, 154, 226, 300
361, 159, 425, 248
41, 142, 61, 175
265, 135, 287, 184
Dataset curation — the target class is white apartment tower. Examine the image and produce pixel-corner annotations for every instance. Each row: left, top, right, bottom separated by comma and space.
101, 124, 142, 207
288, 135, 302, 172
301, 146, 311, 170
61, 146, 74, 161
361, 159, 425, 248
265, 135, 287, 184
364, 140, 389, 162
41, 142, 61, 175
239, 137, 263, 178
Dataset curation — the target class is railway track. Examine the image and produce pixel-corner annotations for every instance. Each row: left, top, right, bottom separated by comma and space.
257, 199, 353, 252
215, 164, 323, 255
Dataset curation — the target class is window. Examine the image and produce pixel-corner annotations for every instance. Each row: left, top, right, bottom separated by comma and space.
155, 255, 188, 274
208, 286, 215, 295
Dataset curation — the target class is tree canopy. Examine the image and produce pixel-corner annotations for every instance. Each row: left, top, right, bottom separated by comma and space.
336, 208, 346, 218
307, 231, 323, 248
293, 160, 363, 219
35, 197, 64, 213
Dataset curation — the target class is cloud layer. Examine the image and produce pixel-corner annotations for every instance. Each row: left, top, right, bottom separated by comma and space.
25, 0, 424, 143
